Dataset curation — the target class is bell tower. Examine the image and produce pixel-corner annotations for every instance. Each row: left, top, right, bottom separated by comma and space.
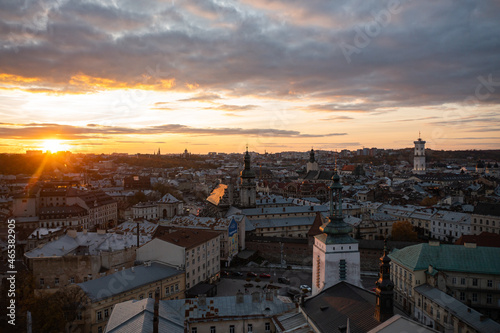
312, 170, 362, 295
239, 146, 256, 208
413, 133, 426, 174
306, 148, 319, 173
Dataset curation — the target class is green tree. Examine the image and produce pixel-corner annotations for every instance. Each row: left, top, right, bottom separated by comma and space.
391, 220, 418, 242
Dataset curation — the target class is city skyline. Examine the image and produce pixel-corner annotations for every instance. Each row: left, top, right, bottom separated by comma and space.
1, 0, 500, 154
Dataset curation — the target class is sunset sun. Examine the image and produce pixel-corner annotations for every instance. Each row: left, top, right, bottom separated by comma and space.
42, 139, 68, 153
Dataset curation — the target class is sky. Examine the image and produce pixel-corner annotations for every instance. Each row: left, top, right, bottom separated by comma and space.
1, 0, 499, 154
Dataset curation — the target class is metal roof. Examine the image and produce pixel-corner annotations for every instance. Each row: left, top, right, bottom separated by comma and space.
301, 281, 381, 333
415, 284, 500, 333
106, 293, 295, 333
389, 243, 500, 274
78, 262, 183, 302
25, 232, 151, 258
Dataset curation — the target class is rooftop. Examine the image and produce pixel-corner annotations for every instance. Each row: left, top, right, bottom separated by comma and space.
168, 215, 234, 230
473, 202, 500, 217
301, 281, 381, 333
153, 228, 220, 249
25, 231, 151, 258
106, 293, 295, 333
389, 243, 500, 274
415, 284, 500, 332
78, 262, 183, 302
206, 183, 228, 206
111, 220, 158, 235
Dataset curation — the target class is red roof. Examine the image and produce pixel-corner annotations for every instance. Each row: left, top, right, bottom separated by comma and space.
455, 232, 500, 248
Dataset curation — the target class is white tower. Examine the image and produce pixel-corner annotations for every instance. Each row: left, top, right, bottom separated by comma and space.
312, 171, 362, 296
306, 148, 319, 173
413, 133, 426, 174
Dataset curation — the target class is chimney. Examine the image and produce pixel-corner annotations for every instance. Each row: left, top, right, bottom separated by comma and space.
153, 290, 159, 333
236, 291, 244, 304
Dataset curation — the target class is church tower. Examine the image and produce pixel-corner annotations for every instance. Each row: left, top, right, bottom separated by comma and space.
312, 171, 362, 296
374, 240, 394, 322
239, 147, 256, 208
413, 134, 426, 174
306, 148, 319, 173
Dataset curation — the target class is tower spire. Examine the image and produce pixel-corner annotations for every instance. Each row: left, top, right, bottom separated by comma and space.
374, 237, 394, 322
320, 170, 351, 240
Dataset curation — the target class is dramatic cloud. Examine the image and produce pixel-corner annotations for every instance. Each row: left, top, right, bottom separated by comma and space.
0, 0, 499, 152
0, 122, 345, 139
0, 0, 498, 107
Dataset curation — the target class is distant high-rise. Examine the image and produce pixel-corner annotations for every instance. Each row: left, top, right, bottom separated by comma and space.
413, 134, 426, 174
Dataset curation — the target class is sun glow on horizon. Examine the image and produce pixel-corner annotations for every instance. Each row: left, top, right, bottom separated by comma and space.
42, 139, 69, 153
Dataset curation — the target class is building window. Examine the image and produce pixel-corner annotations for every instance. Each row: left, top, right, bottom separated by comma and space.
460, 292, 465, 301
40, 278, 44, 286
472, 293, 478, 302
98, 326, 102, 333
339, 260, 347, 280
452, 277, 457, 284
248, 324, 253, 332
472, 278, 478, 286
210, 327, 216, 333
460, 278, 465, 285
97, 311, 102, 321
192, 328, 197, 333
487, 294, 492, 304
171, 286, 174, 293
487, 280, 493, 287
165, 287, 170, 295
139, 294, 144, 300
437, 310, 440, 320
54, 278, 59, 286
175, 284, 179, 292
104, 309, 109, 318
265, 322, 271, 332
149, 292, 153, 298
230, 325, 235, 333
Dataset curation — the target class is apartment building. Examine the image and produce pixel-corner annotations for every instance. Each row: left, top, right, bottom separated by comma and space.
137, 229, 221, 289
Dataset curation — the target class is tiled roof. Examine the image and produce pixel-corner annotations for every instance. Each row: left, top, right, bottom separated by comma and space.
473, 202, 500, 217
389, 243, 500, 274
153, 228, 220, 250
455, 232, 500, 248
